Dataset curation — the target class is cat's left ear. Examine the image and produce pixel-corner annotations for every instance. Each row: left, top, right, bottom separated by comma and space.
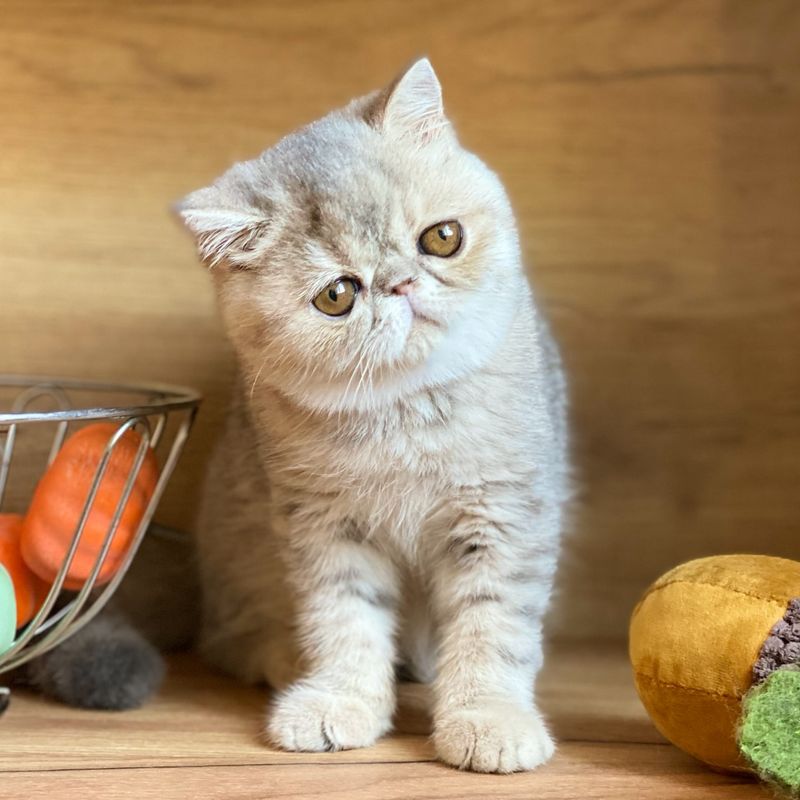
369, 58, 448, 144
176, 186, 270, 269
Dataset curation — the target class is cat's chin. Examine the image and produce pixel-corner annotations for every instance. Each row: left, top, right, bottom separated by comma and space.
283, 362, 435, 415
284, 315, 511, 415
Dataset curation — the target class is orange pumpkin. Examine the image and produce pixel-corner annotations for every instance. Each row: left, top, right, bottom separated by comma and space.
0, 513, 50, 627
21, 423, 159, 590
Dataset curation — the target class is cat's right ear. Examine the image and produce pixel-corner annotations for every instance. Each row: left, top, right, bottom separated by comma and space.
366, 58, 448, 144
175, 187, 270, 269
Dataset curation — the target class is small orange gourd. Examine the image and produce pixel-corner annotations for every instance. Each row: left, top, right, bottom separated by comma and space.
21, 423, 159, 590
0, 513, 49, 627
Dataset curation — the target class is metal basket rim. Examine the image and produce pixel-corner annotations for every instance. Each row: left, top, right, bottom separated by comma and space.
0, 374, 202, 424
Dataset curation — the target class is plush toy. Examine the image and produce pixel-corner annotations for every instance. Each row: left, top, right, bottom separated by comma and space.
0, 423, 159, 641
630, 554, 800, 796
21, 423, 159, 589
0, 564, 16, 653
0, 514, 48, 626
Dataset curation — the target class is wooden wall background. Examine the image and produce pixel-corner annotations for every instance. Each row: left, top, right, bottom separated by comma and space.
1, 0, 798, 640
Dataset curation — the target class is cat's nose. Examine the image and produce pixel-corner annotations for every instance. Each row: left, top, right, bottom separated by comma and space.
392, 277, 417, 296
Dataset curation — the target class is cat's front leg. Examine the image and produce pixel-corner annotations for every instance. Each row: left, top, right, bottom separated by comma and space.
430, 492, 560, 773
266, 502, 399, 752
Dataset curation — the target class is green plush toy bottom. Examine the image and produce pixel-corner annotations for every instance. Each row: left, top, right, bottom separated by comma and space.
740, 669, 800, 795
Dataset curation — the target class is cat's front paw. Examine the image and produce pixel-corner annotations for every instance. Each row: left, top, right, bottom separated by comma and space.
433, 703, 555, 773
267, 682, 391, 752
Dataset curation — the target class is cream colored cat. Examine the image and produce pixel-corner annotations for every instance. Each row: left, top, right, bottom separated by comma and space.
179, 59, 569, 774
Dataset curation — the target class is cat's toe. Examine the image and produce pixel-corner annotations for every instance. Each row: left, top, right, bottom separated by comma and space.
433, 703, 554, 773
266, 682, 391, 752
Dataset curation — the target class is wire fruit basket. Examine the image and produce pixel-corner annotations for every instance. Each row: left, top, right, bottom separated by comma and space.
0, 376, 199, 704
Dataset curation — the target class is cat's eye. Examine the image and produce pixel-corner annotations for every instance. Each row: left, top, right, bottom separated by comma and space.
419, 220, 463, 258
312, 278, 359, 317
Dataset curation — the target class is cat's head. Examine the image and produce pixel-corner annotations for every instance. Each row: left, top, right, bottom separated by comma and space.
178, 59, 526, 412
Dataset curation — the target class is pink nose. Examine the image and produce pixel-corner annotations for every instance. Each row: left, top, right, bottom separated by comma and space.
392, 277, 416, 296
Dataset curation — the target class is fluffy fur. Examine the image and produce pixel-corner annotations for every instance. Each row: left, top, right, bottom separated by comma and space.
23, 524, 197, 710
27, 612, 164, 710
180, 59, 569, 773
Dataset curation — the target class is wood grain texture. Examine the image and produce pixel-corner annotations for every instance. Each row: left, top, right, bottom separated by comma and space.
0, 1, 798, 638
1, 761, 766, 800
0, 646, 768, 798
0, 646, 652, 771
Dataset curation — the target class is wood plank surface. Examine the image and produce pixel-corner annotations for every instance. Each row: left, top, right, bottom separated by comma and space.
1, 759, 766, 800
0, 646, 767, 799
1, 1, 798, 641
0, 646, 652, 771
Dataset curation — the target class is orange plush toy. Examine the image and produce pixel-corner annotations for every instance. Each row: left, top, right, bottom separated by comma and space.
0, 514, 49, 626
21, 423, 159, 590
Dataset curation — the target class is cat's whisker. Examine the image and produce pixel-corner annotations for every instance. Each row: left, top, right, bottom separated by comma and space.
338, 342, 371, 426
249, 357, 269, 400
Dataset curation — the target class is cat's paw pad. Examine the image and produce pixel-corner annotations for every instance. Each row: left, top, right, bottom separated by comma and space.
267, 683, 390, 752
433, 703, 555, 773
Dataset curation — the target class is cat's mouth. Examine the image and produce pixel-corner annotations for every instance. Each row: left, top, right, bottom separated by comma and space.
400, 294, 444, 329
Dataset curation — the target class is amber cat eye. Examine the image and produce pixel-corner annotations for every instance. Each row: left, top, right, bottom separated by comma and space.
312, 278, 359, 317
418, 220, 463, 257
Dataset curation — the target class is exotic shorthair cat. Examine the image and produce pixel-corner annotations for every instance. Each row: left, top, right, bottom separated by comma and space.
180, 58, 569, 773
30, 59, 569, 775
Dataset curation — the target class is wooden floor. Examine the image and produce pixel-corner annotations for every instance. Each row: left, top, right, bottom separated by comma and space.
0, 645, 766, 799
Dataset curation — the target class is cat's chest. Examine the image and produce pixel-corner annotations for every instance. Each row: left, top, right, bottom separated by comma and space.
263, 377, 530, 507
333, 387, 485, 482
267, 385, 486, 488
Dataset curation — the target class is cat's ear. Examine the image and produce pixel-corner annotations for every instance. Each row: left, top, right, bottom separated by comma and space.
176, 187, 269, 268
370, 58, 447, 143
